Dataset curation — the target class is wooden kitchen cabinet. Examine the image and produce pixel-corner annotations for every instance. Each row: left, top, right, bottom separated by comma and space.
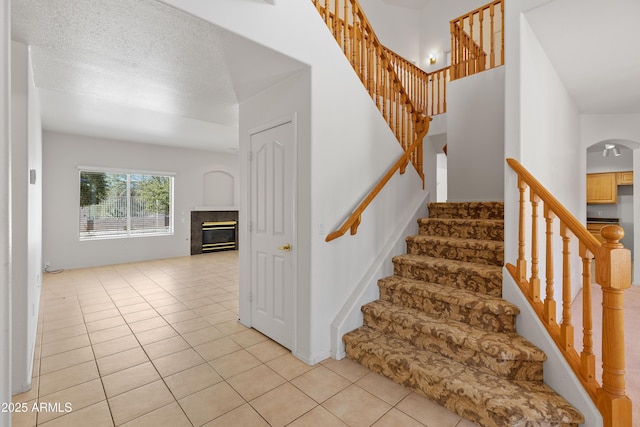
586, 173, 617, 204
616, 171, 634, 185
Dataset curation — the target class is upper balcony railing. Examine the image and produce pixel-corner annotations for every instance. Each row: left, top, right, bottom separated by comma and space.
450, 0, 504, 80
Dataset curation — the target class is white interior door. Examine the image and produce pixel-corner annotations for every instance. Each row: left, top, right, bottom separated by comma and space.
249, 120, 295, 349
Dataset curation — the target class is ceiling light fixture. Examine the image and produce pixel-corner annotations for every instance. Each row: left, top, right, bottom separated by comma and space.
603, 143, 621, 157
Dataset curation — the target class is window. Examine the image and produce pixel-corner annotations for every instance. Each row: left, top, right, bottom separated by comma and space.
79, 168, 174, 240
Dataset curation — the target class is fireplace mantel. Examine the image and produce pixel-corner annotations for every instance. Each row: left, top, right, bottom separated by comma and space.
192, 206, 238, 211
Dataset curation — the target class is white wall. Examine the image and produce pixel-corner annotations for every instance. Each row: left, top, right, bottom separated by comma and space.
355, 0, 492, 71
1, 0, 12, 423
163, 0, 430, 363
446, 66, 504, 202
358, 0, 420, 64
11, 41, 42, 394
42, 132, 239, 270
503, 2, 601, 424
519, 16, 584, 306
519, 19, 582, 212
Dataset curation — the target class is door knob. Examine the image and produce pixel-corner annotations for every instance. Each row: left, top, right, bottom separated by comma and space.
278, 243, 291, 252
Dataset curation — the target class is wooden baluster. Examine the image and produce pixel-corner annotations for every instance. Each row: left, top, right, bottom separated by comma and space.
529, 192, 540, 302
322, 0, 327, 25
430, 75, 435, 116
478, 9, 485, 71
343, 0, 348, 58
400, 96, 405, 152
442, 69, 447, 112
450, 21, 456, 80
517, 176, 527, 282
368, 33, 374, 97
579, 241, 596, 383
384, 55, 389, 120
395, 81, 400, 140
560, 222, 574, 352
500, 0, 504, 66
374, 46, 379, 108
543, 204, 556, 324
333, 0, 339, 44
348, 2, 358, 64
489, 2, 496, 69
595, 225, 632, 427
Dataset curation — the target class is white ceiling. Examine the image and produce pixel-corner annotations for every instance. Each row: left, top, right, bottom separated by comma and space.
382, 0, 428, 9
11, 0, 640, 153
525, 0, 640, 114
11, 0, 306, 152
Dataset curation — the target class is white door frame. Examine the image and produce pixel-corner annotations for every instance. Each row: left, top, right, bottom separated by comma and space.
244, 113, 297, 350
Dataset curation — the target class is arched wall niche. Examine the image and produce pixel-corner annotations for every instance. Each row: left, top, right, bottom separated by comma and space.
203, 168, 236, 208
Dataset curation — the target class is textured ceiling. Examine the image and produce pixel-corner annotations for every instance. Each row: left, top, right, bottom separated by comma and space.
11, 0, 306, 151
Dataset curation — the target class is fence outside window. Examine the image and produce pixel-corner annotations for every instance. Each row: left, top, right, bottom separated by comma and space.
79, 170, 173, 239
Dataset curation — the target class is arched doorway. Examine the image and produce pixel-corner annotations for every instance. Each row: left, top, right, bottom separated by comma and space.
586, 139, 639, 285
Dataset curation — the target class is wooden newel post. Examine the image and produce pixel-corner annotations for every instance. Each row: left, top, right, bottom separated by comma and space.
595, 225, 632, 427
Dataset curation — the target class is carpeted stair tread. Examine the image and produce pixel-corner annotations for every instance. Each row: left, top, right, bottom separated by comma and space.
393, 254, 502, 297
362, 300, 545, 380
406, 234, 504, 266
428, 201, 504, 220
378, 276, 518, 332
418, 218, 504, 241
379, 276, 518, 317
344, 327, 584, 427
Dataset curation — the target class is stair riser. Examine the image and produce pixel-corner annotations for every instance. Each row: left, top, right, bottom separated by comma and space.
379, 287, 516, 333
393, 259, 502, 297
419, 221, 504, 241
427, 202, 504, 220
362, 310, 543, 381
406, 240, 504, 266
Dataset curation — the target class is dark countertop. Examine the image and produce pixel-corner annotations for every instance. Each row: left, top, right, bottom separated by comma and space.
586, 217, 619, 223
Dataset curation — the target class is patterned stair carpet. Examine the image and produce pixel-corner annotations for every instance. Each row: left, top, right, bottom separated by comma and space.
343, 201, 584, 427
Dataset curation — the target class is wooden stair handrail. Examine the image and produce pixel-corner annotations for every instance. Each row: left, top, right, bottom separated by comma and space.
325, 118, 430, 242
506, 158, 632, 427
312, 0, 429, 181
507, 159, 600, 253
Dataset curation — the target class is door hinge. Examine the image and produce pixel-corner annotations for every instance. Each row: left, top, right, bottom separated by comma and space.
249, 222, 252, 232
248, 151, 253, 161
248, 292, 253, 302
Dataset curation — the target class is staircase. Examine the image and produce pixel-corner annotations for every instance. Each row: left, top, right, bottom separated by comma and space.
343, 201, 585, 426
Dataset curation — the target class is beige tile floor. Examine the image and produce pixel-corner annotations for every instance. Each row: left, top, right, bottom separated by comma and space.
12, 250, 476, 427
